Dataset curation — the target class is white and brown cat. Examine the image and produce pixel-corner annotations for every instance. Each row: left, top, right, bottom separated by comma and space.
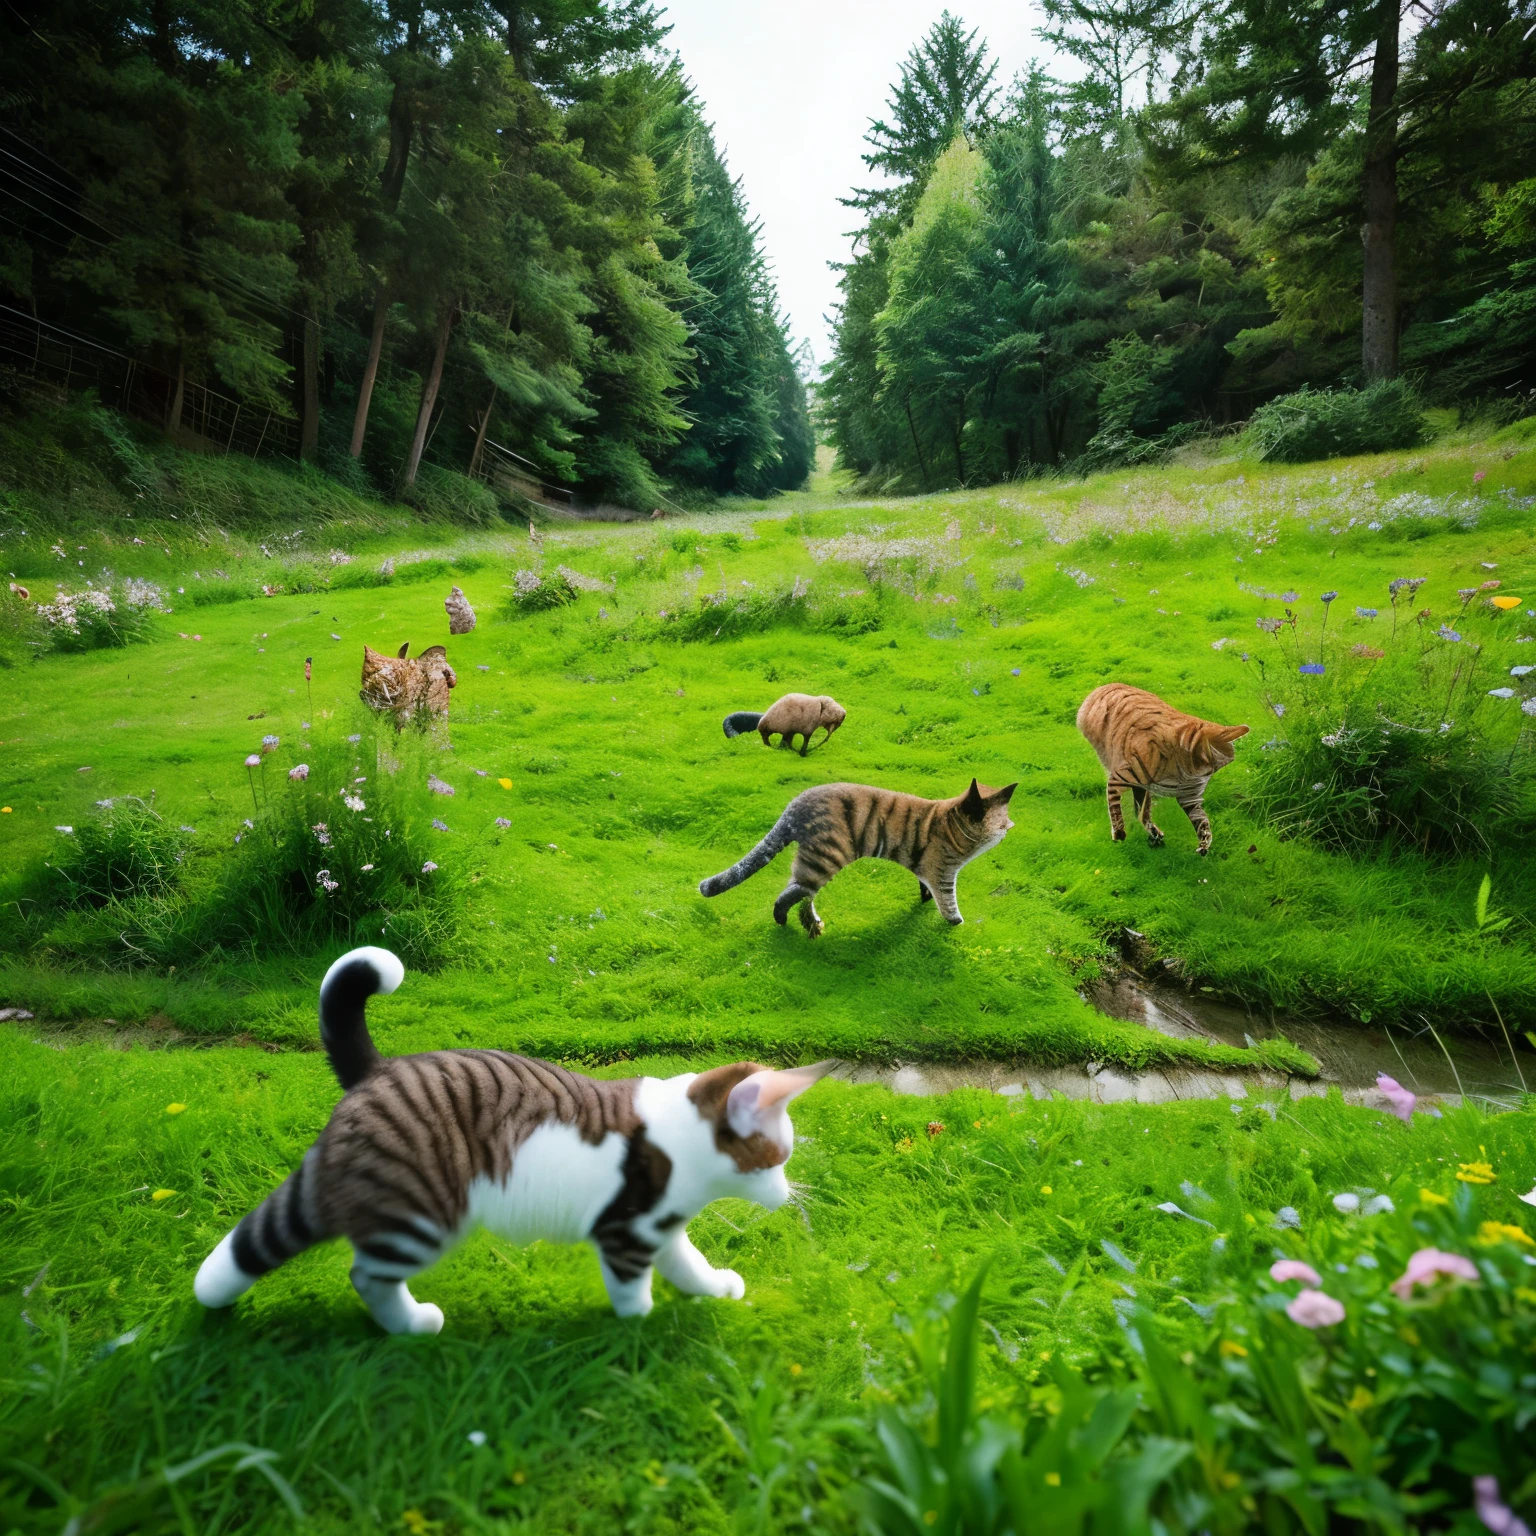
195, 948, 834, 1334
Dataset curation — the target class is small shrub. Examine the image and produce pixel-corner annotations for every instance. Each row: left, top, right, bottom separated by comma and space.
46, 798, 188, 908
1246, 379, 1428, 463
504, 567, 576, 614
36, 578, 165, 651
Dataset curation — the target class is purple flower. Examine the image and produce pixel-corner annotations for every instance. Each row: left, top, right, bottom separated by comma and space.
315, 868, 338, 893
1299, 663, 1325, 675
1320, 591, 1337, 604
1376, 1073, 1416, 1123
1269, 1259, 1322, 1286
245, 753, 262, 768
421, 860, 438, 874
1281, 591, 1299, 604
495, 816, 511, 829
432, 817, 449, 831
427, 774, 454, 796
1474, 1477, 1532, 1536
261, 734, 280, 753
1438, 625, 1463, 642
347, 733, 361, 743
289, 764, 310, 781
1285, 1289, 1345, 1328
311, 822, 331, 845
1355, 607, 1378, 618
1458, 587, 1478, 603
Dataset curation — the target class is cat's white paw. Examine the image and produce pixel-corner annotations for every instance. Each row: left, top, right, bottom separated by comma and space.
712, 1268, 746, 1300
611, 1291, 655, 1319
408, 1301, 445, 1335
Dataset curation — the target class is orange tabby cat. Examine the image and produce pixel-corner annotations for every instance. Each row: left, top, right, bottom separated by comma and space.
1077, 683, 1248, 855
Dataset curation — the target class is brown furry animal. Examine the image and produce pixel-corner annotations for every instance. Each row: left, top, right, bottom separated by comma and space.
359, 643, 457, 724
722, 693, 846, 756
1076, 683, 1248, 855
699, 777, 1016, 934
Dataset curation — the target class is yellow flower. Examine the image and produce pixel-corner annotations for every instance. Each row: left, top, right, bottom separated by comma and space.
1040, 1185, 1052, 1195
1220, 1472, 1242, 1490
972, 1120, 982, 1129
1476, 1220, 1534, 1248
151, 1189, 176, 1201
1045, 1472, 1062, 1487
1219, 1340, 1248, 1359
166, 1103, 186, 1115
895, 1136, 914, 1153
402, 1511, 430, 1536
1456, 1162, 1495, 1184
1419, 1188, 1449, 1206
1399, 1325, 1421, 1346
498, 777, 512, 790
511, 1470, 527, 1486
789, 1363, 803, 1377
1, 807, 10, 813
1346, 1385, 1374, 1412
1491, 595, 1521, 610
1039, 1350, 1051, 1361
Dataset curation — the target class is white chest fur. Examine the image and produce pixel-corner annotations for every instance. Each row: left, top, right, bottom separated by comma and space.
462, 1120, 629, 1246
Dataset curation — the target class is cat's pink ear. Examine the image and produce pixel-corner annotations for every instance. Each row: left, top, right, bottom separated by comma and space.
726, 1060, 839, 1137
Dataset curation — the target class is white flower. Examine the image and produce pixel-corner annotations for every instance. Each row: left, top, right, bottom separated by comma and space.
361, 863, 374, 872
289, 764, 310, 781
55, 824, 74, 834
495, 817, 511, 829
467, 1430, 487, 1448
1362, 1195, 1394, 1215
1524, 699, 1536, 718
312, 822, 331, 845
245, 754, 262, 768
316, 868, 338, 893
421, 861, 438, 874
1332, 1192, 1360, 1214
1511, 666, 1534, 677
347, 734, 361, 744
343, 794, 365, 812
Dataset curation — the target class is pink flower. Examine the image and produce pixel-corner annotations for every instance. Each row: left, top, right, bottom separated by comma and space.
1473, 469, 1487, 484
1285, 1288, 1345, 1328
288, 764, 310, 782
1376, 1073, 1416, 1122
1270, 1259, 1322, 1287
1474, 1477, 1533, 1536
1390, 1247, 1480, 1300
244, 754, 262, 768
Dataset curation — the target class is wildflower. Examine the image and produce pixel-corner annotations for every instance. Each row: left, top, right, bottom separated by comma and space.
1320, 590, 1337, 604
926, 1121, 944, 1137
1211, 638, 1230, 650
1269, 1260, 1322, 1286
243, 818, 254, 829
494, 817, 511, 829
432, 817, 449, 831
315, 869, 338, 892
427, 774, 454, 796
289, 764, 310, 781
361, 863, 374, 872
152, 1189, 176, 1202
421, 861, 438, 874
1299, 663, 1325, 675
1419, 1188, 1449, 1206
245, 753, 262, 768
1390, 1247, 1479, 1298
1490, 687, 1516, 698
1274, 1206, 1302, 1229
498, 777, 513, 790
1476, 1221, 1533, 1248
1271, 703, 1286, 717
1457, 1161, 1495, 1184
1364, 1195, 1395, 1215
1376, 1073, 1416, 1123
1040, 1185, 1052, 1195
1256, 616, 1283, 634
166, 1103, 186, 1115
1352, 643, 1385, 658
1218, 1338, 1249, 1358
1492, 595, 1521, 610
55, 825, 74, 834
304, 658, 312, 683
312, 822, 331, 845
1458, 588, 1478, 603
261, 735, 279, 753
1281, 590, 1299, 603
347, 734, 361, 744
1437, 625, 1462, 642
1355, 606, 1378, 618
1333, 1193, 1361, 1214
1513, 666, 1534, 676
1473, 1477, 1532, 1536
1473, 469, 1487, 484
1286, 1289, 1345, 1327
1524, 700, 1536, 717
467, 1430, 487, 1448
343, 794, 365, 813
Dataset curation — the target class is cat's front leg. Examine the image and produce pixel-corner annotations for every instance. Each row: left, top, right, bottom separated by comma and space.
597, 1249, 655, 1318
654, 1230, 745, 1300
934, 879, 963, 925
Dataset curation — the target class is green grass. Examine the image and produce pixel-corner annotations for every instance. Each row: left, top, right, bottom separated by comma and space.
3, 423, 1536, 1067
2, 1031, 1533, 1533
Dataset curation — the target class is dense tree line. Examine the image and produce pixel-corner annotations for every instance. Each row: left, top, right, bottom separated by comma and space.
824, 4, 1536, 491
0, 1, 812, 508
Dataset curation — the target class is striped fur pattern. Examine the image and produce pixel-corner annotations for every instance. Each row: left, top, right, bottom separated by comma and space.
194, 947, 835, 1334
698, 778, 1016, 934
1076, 683, 1249, 855
722, 693, 846, 755
358, 643, 457, 724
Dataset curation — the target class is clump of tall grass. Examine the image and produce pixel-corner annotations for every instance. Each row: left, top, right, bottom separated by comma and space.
44, 797, 188, 907
641, 578, 883, 642
0, 581, 46, 666
503, 566, 577, 614
1245, 379, 1427, 463
1243, 584, 1536, 855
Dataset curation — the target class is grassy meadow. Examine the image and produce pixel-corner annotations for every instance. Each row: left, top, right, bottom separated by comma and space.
4, 415, 1536, 1531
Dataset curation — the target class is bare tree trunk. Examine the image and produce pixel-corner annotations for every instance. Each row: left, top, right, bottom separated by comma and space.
403, 300, 456, 487
468, 388, 495, 477
903, 394, 930, 489
350, 286, 389, 458
300, 313, 320, 461
1361, 0, 1400, 381
166, 354, 185, 433
950, 409, 966, 484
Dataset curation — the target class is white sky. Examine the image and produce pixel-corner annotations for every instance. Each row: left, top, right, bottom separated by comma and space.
655, 0, 1065, 368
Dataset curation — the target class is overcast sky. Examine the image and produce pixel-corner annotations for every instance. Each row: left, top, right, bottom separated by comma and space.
654, 0, 1066, 370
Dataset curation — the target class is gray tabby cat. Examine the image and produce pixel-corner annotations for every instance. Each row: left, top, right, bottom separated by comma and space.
195, 948, 834, 1334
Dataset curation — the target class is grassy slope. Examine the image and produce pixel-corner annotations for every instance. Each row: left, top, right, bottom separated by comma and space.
2, 430, 1535, 1070
2, 1033, 1532, 1533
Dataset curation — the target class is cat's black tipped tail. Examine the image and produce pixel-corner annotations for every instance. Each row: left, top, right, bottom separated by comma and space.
723, 711, 764, 739
319, 946, 404, 1091
699, 810, 795, 897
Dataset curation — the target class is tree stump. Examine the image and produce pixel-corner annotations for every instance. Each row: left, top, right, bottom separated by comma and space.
444, 585, 476, 634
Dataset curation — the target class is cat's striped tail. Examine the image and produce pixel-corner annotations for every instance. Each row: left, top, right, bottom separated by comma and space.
722, 711, 764, 738
699, 810, 795, 896
195, 1150, 329, 1308
319, 945, 404, 1091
